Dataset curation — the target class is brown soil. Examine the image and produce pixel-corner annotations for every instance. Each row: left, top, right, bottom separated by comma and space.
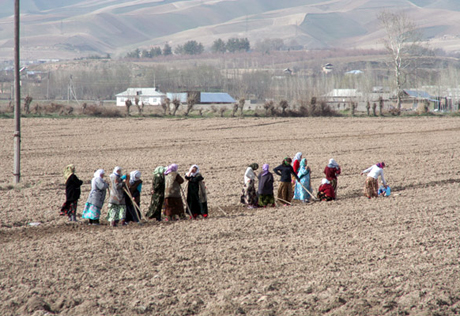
0, 117, 459, 315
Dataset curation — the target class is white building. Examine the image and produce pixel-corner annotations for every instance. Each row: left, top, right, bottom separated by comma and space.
116, 88, 166, 106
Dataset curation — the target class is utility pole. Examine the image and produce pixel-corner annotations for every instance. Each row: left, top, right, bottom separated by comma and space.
13, 0, 21, 184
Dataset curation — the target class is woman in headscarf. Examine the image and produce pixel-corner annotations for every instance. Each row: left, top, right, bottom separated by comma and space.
324, 158, 341, 196
291, 152, 302, 198
317, 179, 336, 201
164, 164, 185, 221
123, 170, 142, 223
361, 162, 387, 199
107, 166, 126, 227
294, 158, 312, 203
82, 169, 109, 225
60, 164, 83, 222
257, 164, 275, 207
273, 158, 300, 206
146, 166, 166, 221
242, 163, 259, 209
185, 164, 208, 219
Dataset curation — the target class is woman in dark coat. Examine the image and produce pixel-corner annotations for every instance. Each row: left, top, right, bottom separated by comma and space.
146, 166, 166, 221
60, 164, 83, 222
123, 170, 143, 224
185, 164, 208, 219
273, 158, 300, 205
258, 164, 275, 207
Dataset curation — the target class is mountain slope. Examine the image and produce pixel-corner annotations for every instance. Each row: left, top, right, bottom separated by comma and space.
0, 0, 459, 60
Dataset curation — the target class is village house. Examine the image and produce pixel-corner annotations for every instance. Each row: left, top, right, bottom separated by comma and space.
116, 88, 166, 106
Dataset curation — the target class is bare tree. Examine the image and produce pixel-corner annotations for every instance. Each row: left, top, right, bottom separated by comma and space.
165, 98, 171, 115
134, 98, 143, 116
24, 95, 33, 114
263, 101, 274, 116
279, 100, 289, 116
372, 102, 377, 116
172, 99, 181, 116
160, 101, 168, 116
219, 106, 227, 117
366, 101, 370, 116
185, 92, 199, 116
379, 96, 384, 116
238, 98, 245, 117
378, 10, 423, 111
125, 99, 132, 116
231, 103, 238, 117
351, 101, 356, 117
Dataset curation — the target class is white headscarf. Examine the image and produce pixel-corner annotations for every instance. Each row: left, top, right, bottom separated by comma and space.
294, 152, 302, 161
328, 158, 339, 168
321, 178, 330, 185
112, 166, 122, 176
91, 169, 105, 190
188, 164, 200, 177
129, 170, 141, 185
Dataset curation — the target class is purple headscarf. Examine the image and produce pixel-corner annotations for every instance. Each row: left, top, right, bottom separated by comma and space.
261, 164, 270, 176
164, 163, 178, 175
376, 162, 385, 168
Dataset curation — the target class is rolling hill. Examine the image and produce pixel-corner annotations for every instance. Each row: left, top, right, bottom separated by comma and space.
0, 0, 459, 60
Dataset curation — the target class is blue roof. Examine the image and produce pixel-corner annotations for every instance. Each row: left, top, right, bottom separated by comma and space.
403, 89, 431, 99
200, 93, 235, 103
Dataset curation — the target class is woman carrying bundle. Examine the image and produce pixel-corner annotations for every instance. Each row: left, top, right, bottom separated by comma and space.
274, 158, 300, 206
185, 164, 208, 219
361, 162, 387, 199
294, 158, 312, 203
164, 164, 185, 221
243, 163, 259, 209
60, 164, 83, 222
257, 164, 275, 207
146, 166, 166, 222
107, 166, 126, 227
324, 158, 341, 196
123, 170, 143, 223
82, 169, 109, 225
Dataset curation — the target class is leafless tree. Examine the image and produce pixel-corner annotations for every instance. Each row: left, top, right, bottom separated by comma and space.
238, 98, 245, 117
279, 100, 289, 116
125, 99, 132, 116
379, 96, 384, 116
219, 106, 227, 117
366, 101, 371, 116
24, 95, 33, 114
263, 101, 274, 116
165, 98, 171, 115
231, 103, 238, 117
372, 102, 377, 116
172, 99, 181, 116
351, 101, 356, 117
378, 10, 423, 111
160, 101, 168, 116
185, 92, 199, 116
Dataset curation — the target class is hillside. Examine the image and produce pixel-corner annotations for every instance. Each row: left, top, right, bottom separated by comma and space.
0, 0, 459, 60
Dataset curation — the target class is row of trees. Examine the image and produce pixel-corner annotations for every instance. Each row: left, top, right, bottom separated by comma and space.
125, 38, 251, 58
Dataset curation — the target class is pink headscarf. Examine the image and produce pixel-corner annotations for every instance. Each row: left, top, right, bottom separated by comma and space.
164, 164, 178, 175
261, 164, 270, 176
376, 162, 385, 168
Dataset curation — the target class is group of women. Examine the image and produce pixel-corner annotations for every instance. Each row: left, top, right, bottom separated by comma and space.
60, 157, 388, 224
242, 153, 388, 207
60, 163, 208, 225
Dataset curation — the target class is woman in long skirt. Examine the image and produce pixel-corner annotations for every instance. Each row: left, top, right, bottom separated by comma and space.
274, 158, 300, 206
82, 169, 109, 225
258, 164, 275, 207
107, 166, 126, 227
294, 158, 312, 203
317, 179, 336, 201
361, 162, 387, 198
164, 164, 185, 221
123, 170, 143, 223
146, 166, 166, 221
243, 163, 259, 209
185, 164, 208, 219
60, 164, 83, 222
324, 158, 341, 196
292, 152, 302, 197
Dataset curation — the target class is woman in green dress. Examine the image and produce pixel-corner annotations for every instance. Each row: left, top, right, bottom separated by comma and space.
146, 166, 166, 221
